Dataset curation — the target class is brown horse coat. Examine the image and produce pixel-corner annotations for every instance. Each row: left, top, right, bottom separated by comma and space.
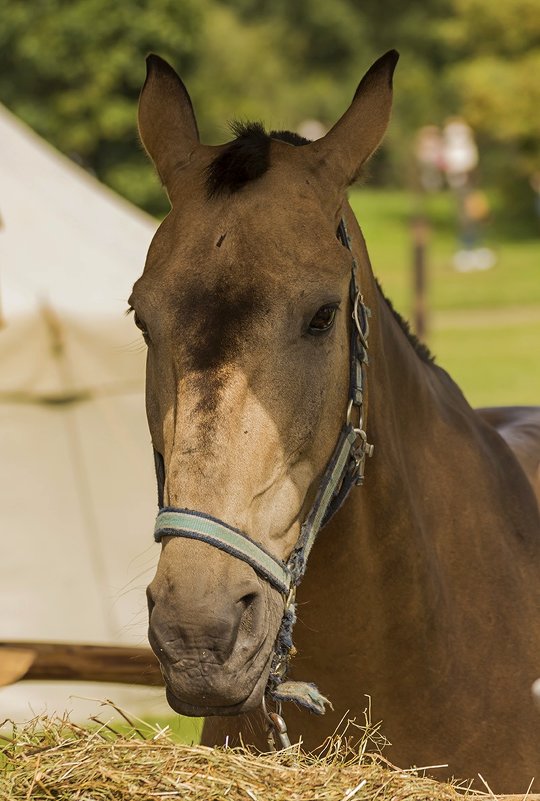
133, 52, 540, 792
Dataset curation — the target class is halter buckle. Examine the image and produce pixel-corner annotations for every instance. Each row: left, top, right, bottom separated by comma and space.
353, 292, 370, 350
350, 427, 374, 485
346, 402, 373, 449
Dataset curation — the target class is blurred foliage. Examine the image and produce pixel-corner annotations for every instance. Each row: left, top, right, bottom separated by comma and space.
0, 0, 538, 222
439, 0, 540, 224
0, 0, 204, 214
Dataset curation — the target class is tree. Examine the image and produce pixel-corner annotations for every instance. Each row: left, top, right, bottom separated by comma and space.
0, 0, 204, 215
1, 0, 537, 222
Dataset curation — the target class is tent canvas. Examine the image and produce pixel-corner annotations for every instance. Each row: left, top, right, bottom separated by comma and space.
0, 102, 168, 721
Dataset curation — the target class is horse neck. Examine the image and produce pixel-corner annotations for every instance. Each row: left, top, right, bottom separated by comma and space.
345, 248, 454, 628
328, 212, 540, 639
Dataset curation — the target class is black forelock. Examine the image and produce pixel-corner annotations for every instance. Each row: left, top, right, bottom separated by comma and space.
205, 122, 311, 198
270, 130, 311, 147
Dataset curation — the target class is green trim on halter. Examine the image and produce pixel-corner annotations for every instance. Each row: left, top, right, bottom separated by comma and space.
154, 510, 292, 595
154, 423, 360, 603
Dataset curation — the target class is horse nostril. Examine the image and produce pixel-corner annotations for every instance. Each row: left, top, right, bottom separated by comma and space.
238, 592, 258, 612
234, 590, 263, 648
146, 585, 155, 615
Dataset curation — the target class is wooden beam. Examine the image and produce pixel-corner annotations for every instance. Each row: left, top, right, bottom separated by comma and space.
0, 641, 163, 687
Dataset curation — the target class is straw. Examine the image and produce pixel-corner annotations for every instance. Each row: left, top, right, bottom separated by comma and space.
0, 704, 517, 801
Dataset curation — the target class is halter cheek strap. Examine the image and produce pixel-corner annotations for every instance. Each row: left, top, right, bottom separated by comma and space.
153, 218, 373, 715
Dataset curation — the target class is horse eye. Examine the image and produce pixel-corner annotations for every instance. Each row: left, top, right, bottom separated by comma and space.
133, 312, 150, 342
308, 304, 338, 335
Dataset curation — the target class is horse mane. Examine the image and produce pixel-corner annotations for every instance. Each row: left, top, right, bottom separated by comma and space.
206, 122, 310, 198
376, 279, 435, 364
206, 123, 435, 366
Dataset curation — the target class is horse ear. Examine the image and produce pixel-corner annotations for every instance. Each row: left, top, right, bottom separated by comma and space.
138, 54, 200, 189
308, 50, 399, 187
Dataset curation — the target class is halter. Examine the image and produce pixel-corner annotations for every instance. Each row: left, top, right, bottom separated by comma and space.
153, 218, 373, 719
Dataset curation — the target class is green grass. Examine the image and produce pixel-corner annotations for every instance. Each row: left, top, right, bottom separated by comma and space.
82, 713, 203, 745
121, 714, 204, 744
430, 317, 540, 407
349, 188, 540, 407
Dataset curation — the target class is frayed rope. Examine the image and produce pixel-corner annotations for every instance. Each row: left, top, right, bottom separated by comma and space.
270, 680, 333, 715
266, 602, 332, 715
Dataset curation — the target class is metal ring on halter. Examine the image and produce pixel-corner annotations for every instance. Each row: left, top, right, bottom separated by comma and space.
346, 398, 364, 433
353, 292, 369, 349
347, 400, 374, 462
346, 398, 354, 426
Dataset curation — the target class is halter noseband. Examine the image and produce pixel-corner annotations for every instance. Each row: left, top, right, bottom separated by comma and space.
153, 218, 372, 715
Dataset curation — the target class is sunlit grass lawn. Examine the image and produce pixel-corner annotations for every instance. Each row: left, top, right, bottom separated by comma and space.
430, 316, 540, 407
349, 188, 540, 407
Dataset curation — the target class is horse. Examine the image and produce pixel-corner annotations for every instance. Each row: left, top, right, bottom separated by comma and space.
131, 51, 540, 791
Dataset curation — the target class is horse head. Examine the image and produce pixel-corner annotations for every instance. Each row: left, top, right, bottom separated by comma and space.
130, 51, 397, 717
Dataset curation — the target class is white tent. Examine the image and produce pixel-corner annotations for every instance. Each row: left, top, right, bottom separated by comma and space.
0, 103, 169, 721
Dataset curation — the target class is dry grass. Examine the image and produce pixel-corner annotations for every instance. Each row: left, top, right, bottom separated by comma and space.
0, 703, 497, 801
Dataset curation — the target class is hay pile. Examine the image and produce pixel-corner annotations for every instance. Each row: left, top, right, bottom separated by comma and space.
0, 708, 473, 801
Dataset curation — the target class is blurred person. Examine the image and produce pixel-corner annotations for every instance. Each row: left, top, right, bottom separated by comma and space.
297, 119, 326, 141
414, 125, 445, 192
442, 118, 495, 272
442, 117, 478, 188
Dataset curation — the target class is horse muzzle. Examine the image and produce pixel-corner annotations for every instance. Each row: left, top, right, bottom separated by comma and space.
146, 536, 283, 715
163, 661, 273, 717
